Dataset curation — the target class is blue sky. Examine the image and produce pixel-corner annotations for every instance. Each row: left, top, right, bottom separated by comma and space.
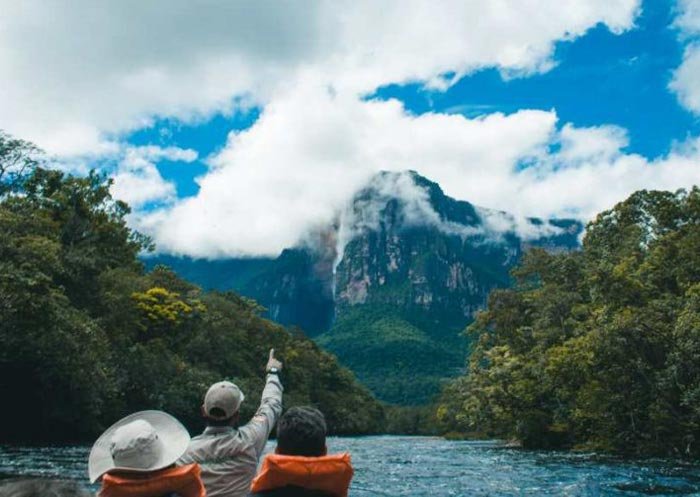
2, 0, 699, 256
127, 108, 261, 198
121, 0, 699, 203
376, 1, 698, 158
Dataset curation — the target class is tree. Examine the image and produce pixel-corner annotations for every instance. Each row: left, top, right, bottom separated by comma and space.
0, 130, 40, 195
0, 131, 385, 442
437, 188, 700, 456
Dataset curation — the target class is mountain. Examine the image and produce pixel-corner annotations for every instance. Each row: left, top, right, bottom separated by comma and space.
142, 255, 275, 292
145, 171, 582, 404
144, 250, 335, 335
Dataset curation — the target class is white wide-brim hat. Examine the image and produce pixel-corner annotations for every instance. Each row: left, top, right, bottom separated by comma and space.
88, 410, 190, 483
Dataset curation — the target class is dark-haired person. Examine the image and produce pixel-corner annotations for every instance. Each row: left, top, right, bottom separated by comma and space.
251, 407, 353, 497
0, 479, 92, 497
178, 349, 283, 497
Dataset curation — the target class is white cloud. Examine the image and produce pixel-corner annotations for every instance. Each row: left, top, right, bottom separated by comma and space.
671, 43, 700, 114
129, 146, 198, 163
510, 132, 700, 221
140, 85, 556, 257
0, 0, 639, 156
138, 86, 700, 258
332, 171, 483, 262
110, 146, 197, 209
675, 0, 700, 38
556, 123, 629, 163
477, 207, 567, 241
671, 0, 700, 114
6, 0, 681, 259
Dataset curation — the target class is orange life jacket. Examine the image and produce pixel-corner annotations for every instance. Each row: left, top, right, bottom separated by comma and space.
100, 463, 206, 497
251, 453, 353, 497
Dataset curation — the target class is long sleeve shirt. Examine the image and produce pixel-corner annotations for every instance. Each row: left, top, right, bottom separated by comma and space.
178, 374, 283, 497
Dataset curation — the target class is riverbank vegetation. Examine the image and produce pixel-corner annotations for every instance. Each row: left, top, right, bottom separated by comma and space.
436, 188, 700, 457
0, 131, 383, 443
5, 129, 700, 456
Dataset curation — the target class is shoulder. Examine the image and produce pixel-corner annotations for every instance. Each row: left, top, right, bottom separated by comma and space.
182, 429, 255, 460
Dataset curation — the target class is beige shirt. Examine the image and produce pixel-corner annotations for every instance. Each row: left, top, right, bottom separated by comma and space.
178, 375, 283, 497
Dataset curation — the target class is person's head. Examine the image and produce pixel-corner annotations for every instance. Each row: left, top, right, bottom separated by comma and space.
201, 381, 245, 427
275, 406, 327, 457
0, 479, 91, 497
88, 410, 191, 483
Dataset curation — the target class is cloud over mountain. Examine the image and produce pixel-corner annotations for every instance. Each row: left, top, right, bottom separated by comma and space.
142, 89, 700, 257
6, 0, 700, 260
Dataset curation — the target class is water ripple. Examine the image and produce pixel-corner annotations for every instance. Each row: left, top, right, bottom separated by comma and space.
2, 437, 700, 496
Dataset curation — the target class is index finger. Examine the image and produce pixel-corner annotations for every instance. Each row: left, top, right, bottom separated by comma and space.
269, 348, 275, 360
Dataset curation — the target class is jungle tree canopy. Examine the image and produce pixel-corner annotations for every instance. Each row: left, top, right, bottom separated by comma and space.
0, 134, 383, 442
437, 188, 700, 456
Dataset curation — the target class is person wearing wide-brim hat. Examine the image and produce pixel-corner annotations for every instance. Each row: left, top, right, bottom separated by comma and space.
88, 410, 206, 497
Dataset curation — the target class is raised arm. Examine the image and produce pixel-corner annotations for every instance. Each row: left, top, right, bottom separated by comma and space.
239, 348, 284, 456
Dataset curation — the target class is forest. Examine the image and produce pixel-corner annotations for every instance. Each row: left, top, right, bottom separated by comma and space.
4, 128, 700, 457
437, 187, 700, 457
0, 131, 383, 442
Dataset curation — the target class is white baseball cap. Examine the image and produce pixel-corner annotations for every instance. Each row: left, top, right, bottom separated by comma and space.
203, 381, 245, 420
88, 410, 190, 483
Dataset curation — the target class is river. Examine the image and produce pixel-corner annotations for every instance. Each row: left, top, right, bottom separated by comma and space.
2, 436, 700, 496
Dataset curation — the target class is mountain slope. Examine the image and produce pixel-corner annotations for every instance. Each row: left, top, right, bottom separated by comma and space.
316, 305, 463, 404
143, 254, 275, 292
319, 171, 581, 403
147, 171, 582, 404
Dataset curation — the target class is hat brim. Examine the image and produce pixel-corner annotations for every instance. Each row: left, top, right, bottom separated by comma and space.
88, 410, 191, 483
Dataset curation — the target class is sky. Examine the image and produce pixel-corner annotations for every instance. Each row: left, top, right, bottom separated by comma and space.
1, 0, 699, 257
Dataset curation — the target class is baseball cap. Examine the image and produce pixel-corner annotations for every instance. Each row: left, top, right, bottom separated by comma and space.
203, 381, 245, 420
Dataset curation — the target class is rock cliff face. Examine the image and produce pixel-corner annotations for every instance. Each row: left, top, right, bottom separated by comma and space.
316, 172, 580, 403
146, 171, 582, 404
333, 176, 578, 315
242, 247, 336, 335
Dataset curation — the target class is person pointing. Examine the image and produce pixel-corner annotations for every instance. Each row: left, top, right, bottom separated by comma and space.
179, 349, 284, 497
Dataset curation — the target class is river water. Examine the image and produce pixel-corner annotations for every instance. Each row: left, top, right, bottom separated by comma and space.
2, 436, 700, 496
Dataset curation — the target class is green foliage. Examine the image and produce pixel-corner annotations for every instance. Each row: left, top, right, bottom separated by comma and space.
383, 405, 439, 435
317, 305, 465, 405
145, 173, 581, 407
0, 130, 40, 195
0, 133, 383, 442
131, 286, 206, 341
437, 189, 700, 457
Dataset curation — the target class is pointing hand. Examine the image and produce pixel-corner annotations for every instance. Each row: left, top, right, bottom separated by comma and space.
266, 348, 283, 373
